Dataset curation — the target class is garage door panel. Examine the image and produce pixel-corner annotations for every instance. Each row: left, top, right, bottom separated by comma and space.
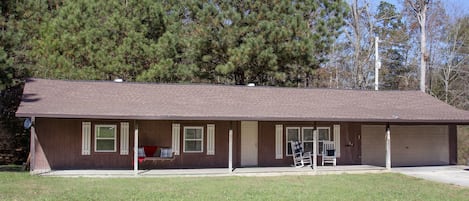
391, 126, 448, 166
361, 125, 386, 166
362, 125, 449, 167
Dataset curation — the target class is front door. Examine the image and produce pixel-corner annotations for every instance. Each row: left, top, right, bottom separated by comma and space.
340, 123, 362, 165
241, 121, 258, 166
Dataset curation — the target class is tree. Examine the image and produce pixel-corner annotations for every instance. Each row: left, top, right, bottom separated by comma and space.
28, 0, 192, 82
0, 0, 50, 165
405, 0, 430, 92
343, 0, 377, 89
183, 0, 348, 86
431, 15, 469, 109
375, 1, 414, 90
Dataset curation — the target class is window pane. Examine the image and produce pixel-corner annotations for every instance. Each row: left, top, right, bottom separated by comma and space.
287, 142, 293, 155
303, 129, 313, 140
96, 139, 114, 151
287, 129, 299, 141
185, 129, 196, 139
318, 129, 329, 140
304, 142, 313, 152
195, 129, 202, 138
185, 128, 202, 139
97, 126, 115, 138
185, 141, 202, 152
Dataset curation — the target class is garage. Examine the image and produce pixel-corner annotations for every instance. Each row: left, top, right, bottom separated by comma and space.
362, 125, 449, 167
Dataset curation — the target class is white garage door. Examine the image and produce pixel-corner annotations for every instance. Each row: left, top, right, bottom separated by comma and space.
362, 125, 449, 167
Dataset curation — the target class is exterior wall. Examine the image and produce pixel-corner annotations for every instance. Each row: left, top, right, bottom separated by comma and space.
33, 118, 240, 170
362, 125, 450, 167
138, 120, 240, 169
257, 121, 361, 167
33, 118, 457, 170
449, 124, 457, 165
457, 125, 469, 165
34, 118, 134, 170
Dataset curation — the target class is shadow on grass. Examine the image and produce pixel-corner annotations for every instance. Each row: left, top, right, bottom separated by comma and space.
0, 165, 26, 172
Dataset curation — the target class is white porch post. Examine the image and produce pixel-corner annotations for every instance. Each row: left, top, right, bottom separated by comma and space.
228, 129, 233, 173
385, 124, 391, 170
313, 129, 318, 170
133, 122, 139, 174
30, 116, 36, 174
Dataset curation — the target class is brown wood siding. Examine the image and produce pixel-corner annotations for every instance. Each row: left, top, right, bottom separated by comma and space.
35, 118, 241, 170
34, 117, 456, 170
258, 121, 288, 166
449, 124, 457, 165
257, 121, 361, 166
34, 118, 134, 170
138, 120, 240, 169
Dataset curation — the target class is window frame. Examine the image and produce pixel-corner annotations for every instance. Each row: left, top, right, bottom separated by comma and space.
183, 126, 204, 153
94, 124, 117, 153
302, 127, 315, 154
285, 127, 301, 156
317, 127, 331, 155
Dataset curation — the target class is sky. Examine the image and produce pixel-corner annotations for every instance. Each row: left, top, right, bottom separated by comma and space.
370, 0, 469, 16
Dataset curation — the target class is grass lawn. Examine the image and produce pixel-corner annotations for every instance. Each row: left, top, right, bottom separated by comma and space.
0, 172, 468, 201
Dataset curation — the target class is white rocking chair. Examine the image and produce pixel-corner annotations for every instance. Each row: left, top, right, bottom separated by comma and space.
291, 141, 312, 168
322, 141, 337, 166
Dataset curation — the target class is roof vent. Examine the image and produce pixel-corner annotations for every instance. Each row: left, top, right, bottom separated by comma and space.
247, 83, 255, 87
114, 78, 124, 83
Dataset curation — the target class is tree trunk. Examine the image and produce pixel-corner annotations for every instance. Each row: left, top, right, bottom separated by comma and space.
419, 10, 427, 92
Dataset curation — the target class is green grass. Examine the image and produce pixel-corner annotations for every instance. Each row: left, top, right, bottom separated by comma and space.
0, 172, 467, 201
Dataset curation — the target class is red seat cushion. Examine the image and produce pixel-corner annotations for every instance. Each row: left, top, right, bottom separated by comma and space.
143, 146, 158, 157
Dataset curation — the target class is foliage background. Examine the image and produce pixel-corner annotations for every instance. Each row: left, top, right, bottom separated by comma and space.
0, 0, 468, 165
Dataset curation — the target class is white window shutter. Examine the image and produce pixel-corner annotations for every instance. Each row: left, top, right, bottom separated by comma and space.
275, 125, 283, 159
172, 124, 180, 155
82, 122, 91, 155
120, 122, 129, 155
333, 124, 341, 157
207, 124, 215, 155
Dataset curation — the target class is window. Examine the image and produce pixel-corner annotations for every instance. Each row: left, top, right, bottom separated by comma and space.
95, 125, 117, 152
286, 127, 300, 156
302, 127, 314, 153
183, 127, 204, 153
317, 127, 331, 155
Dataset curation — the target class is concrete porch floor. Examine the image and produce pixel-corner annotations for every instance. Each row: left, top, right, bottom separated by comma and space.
40, 165, 387, 177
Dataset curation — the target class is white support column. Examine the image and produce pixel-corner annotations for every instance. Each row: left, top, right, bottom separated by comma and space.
228, 129, 233, 173
313, 129, 318, 170
30, 117, 36, 174
133, 122, 139, 175
385, 125, 391, 170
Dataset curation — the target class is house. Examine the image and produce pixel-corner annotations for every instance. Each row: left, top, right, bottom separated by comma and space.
16, 78, 469, 174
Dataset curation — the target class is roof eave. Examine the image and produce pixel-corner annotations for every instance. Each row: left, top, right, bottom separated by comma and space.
15, 112, 469, 124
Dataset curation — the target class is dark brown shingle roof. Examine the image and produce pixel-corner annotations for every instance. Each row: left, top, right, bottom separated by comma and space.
16, 78, 469, 123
